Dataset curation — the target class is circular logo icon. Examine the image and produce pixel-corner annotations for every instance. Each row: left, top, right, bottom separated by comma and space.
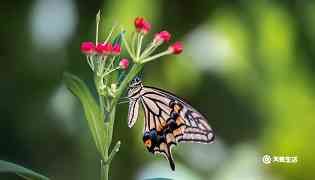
262, 154, 272, 164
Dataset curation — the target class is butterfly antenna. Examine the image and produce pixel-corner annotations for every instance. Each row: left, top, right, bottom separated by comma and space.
118, 100, 129, 105
139, 68, 144, 79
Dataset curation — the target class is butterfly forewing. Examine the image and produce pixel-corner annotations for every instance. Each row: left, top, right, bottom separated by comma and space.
128, 98, 140, 128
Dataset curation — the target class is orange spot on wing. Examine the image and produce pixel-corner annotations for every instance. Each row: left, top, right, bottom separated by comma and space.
173, 128, 182, 136
176, 116, 185, 125
174, 104, 182, 113
160, 118, 166, 127
156, 124, 162, 132
144, 139, 152, 148
166, 133, 175, 144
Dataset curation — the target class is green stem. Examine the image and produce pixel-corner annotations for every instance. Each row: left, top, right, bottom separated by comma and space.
140, 42, 155, 59
102, 163, 109, 180
111, 63, 144, 108
104, 23, 117, 44
141, 50, 171, 64
107, 107, 116, 147
99, 95, 106, 121
101, 125, 109, 180
94, 73, 109, 180
107, 56, 116, 70
137, 34, 144, 59
122, 31, 136, 60
131, 32, 137, 55
100, 160, 105, 180
102, 67, 120, 78
107, 141, 121, 164
96, 10, 101, 44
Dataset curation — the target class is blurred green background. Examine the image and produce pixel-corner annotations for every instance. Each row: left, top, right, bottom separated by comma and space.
1, 0, 314, 179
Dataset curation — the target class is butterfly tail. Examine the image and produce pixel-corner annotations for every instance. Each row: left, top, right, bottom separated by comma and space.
157, 143, 176, 171
166, 146, 175, 171
168, 156, 175, 171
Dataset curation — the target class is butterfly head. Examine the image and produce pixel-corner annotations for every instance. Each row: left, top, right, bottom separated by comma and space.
128, 76, 143, 98
129, 76, 142, 87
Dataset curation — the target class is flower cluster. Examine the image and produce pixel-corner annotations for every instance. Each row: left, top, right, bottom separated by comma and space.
80, 30, 129, 97
123, 16, 183, 64
81, 41, 127, 70
80, 16, 183, 97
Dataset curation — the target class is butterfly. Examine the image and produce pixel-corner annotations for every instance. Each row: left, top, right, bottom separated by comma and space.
127, 77, 215, 170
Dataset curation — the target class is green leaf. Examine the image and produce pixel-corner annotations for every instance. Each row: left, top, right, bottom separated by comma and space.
0, 160, 49, 180
63, 72, 107, 156
144, 178, 173, 180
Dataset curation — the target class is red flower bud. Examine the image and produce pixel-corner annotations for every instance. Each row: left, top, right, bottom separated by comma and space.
134, 17, 145, 31
134, 17, 151, 34
112, 44, 122, 55
81, 41, 95, 54
142, 21, 151, 34
119, 58, 129, 70
103, 43, 113, 53
95, 43, 112, 54
169, 42, 183, 55
95, 44, 104, 53
154, 31, 171, 44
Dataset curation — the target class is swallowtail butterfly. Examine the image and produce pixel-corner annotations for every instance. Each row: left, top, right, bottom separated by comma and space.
127, 77, 215, 170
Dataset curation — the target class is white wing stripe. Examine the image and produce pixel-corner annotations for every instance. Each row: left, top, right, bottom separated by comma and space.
128, 99, 140, 128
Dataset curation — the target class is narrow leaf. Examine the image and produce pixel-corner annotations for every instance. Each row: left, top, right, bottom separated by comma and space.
63, 72, 106, 156
0, 160, 49, 180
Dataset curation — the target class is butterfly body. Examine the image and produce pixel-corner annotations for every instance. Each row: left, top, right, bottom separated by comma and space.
128, 77, 215, 170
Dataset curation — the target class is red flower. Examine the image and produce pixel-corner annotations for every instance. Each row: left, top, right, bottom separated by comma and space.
169, 42, 183, 55
95, 44, 103, 53
95, 43, 112, 54
119, 58, 129, 70
134, 17, 151, 34
154, 31, 171, 43
81, 41, 95, 54
134, 17, 145, 30
142, 21, 151, 34
112, 44, 122, 55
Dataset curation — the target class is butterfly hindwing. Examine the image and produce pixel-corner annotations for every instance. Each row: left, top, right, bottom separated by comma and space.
142, 86, 214, 144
